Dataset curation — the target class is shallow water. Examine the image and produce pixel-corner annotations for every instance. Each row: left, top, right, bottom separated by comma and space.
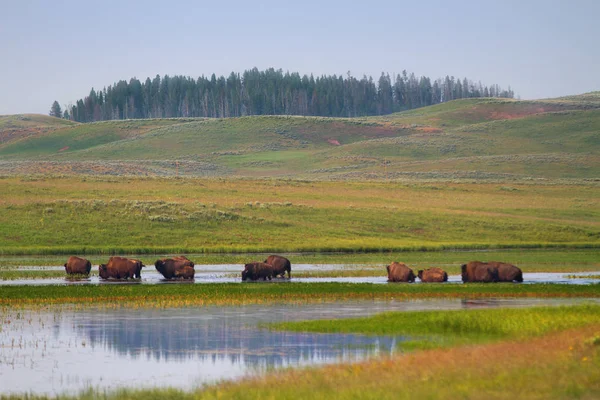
1, 298, 599, 396
0, 264, 599, 285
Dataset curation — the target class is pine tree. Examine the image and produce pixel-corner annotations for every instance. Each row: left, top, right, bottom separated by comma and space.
49, 101, 62, 118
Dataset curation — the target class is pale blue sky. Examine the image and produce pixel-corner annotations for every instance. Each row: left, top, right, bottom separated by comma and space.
1, 0, 598, 115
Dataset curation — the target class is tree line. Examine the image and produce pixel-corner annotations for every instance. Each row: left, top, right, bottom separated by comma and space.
56, 68, 515, 122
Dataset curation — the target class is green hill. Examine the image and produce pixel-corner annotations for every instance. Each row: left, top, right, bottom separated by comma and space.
1, 94, 599, 180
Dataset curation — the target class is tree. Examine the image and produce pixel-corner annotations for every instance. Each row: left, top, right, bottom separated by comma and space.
49, 101, 62, 118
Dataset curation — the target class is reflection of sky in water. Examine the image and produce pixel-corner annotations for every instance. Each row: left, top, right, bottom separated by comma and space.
1, 298, 599, 396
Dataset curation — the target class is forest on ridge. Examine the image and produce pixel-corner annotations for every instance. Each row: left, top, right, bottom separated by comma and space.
61, 68, 515, 122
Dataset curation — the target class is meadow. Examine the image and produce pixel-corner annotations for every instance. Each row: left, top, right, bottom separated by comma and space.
1, 95, 599, 399
0, 176, 598, 255
1, 96, 599, 180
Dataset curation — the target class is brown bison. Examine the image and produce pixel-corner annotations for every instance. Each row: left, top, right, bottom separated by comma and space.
264, 255, 291, 279
64, 256, 92, 276
461, 261, 499, 283
417, 267, 448, 283
99, 257, 145, 280
386, 262, 415, 283
155, 256, 195, 279
241, 262, 274, 281
488, 261, 523, 282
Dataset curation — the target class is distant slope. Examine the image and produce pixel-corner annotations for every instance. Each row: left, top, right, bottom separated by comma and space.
1, 94, 599, 180
0, 114, 77, 145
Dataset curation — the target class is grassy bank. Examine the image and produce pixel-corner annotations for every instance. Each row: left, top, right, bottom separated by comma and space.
5, 306, 599, 399
271, 304, 600, 349
0, 177, 598, 255
1, 283, 599, 308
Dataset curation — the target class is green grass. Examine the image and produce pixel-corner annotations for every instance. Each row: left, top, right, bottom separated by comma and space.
1, 96, 599, 179
5, 305, 600, 400
270, 304, 600, 349
0, 270, 85, 280
0, 177, 598, 255
2, 283, 599, 307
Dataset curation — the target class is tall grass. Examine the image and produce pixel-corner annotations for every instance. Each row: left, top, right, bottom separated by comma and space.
0, 177, 598, 255
271, 304, 600, 343
1, 283, 599, 308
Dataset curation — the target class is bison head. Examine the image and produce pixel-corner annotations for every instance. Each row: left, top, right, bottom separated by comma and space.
460, 264, 467, 282
99, 264, 108, 279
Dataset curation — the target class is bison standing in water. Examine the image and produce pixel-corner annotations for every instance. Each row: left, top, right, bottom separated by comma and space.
461, 261, 499, 283
155, 256, 195, 279
241, 262, 274, 281
488, 261, 523, 282
264, 255, 291, 279
386, 262, 415, 283
99, 257, 145, 280
64, 256, 92, 276
417, 267, 448, 283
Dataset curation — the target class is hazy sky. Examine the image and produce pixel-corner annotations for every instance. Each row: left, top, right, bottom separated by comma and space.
1, 0, 598, 115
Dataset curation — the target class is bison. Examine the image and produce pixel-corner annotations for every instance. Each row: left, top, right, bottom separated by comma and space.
64, 256, 92, 276
461, 261, 499, 283
155, 256, 195, 279
264, 255, 291, 279
417, 267, 448, 283
386, 262, 415, 283
241, 262, 274, 281
488, 261, 523, 282
99, 256, 145, 280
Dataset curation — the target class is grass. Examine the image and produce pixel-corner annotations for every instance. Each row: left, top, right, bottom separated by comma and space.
5, 306, 599, 399
1, 96, 599, 179
0, 177, 597, 254
568, 274, 600, 280
1, 283, 599, 308
270, 304, 600, 349
0, 270, 89, 280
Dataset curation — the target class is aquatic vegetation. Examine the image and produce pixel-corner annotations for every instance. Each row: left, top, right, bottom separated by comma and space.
3, 307, 599, 399
1, 283, 599, 309
270, 304, 600, 348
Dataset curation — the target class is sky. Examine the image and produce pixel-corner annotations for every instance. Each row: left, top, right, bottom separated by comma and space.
1, 0, 599, 115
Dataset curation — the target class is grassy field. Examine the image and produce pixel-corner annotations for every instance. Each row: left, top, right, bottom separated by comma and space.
0, 177, 597, 255
5, 306, 599, 400
1, 96, 599, 179
270, 304, 600, 348
1, 283, 599, 308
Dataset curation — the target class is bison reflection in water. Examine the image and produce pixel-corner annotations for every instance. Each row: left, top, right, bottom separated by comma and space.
264, 255, 292, 279
417, 267, 448, 282
155, 256, 195, 279
99, 256, 145, 280
64, 256, 92, 276
241, 262, 275, 281
461, 261, 523, 283
386, 262, 415, 283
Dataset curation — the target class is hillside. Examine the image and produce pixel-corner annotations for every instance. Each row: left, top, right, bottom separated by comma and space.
1, 95, 599, 180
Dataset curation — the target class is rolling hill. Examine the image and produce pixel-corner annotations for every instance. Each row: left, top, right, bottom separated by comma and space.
1, 94, 599, 180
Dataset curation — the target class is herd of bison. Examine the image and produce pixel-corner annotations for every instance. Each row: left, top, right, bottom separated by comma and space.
63, 255, 524, 283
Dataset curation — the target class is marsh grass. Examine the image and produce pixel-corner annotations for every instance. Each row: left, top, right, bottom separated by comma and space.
0, 270, 91, 280
4, 307, 600, 400
1, 283, 599, 308
270, 304, 600, 349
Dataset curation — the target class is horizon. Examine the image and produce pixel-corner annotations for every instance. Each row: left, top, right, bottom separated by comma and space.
1, 0, 599, 115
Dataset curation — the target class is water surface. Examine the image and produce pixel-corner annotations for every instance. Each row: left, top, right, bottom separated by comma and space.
1, 298, 598, 396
